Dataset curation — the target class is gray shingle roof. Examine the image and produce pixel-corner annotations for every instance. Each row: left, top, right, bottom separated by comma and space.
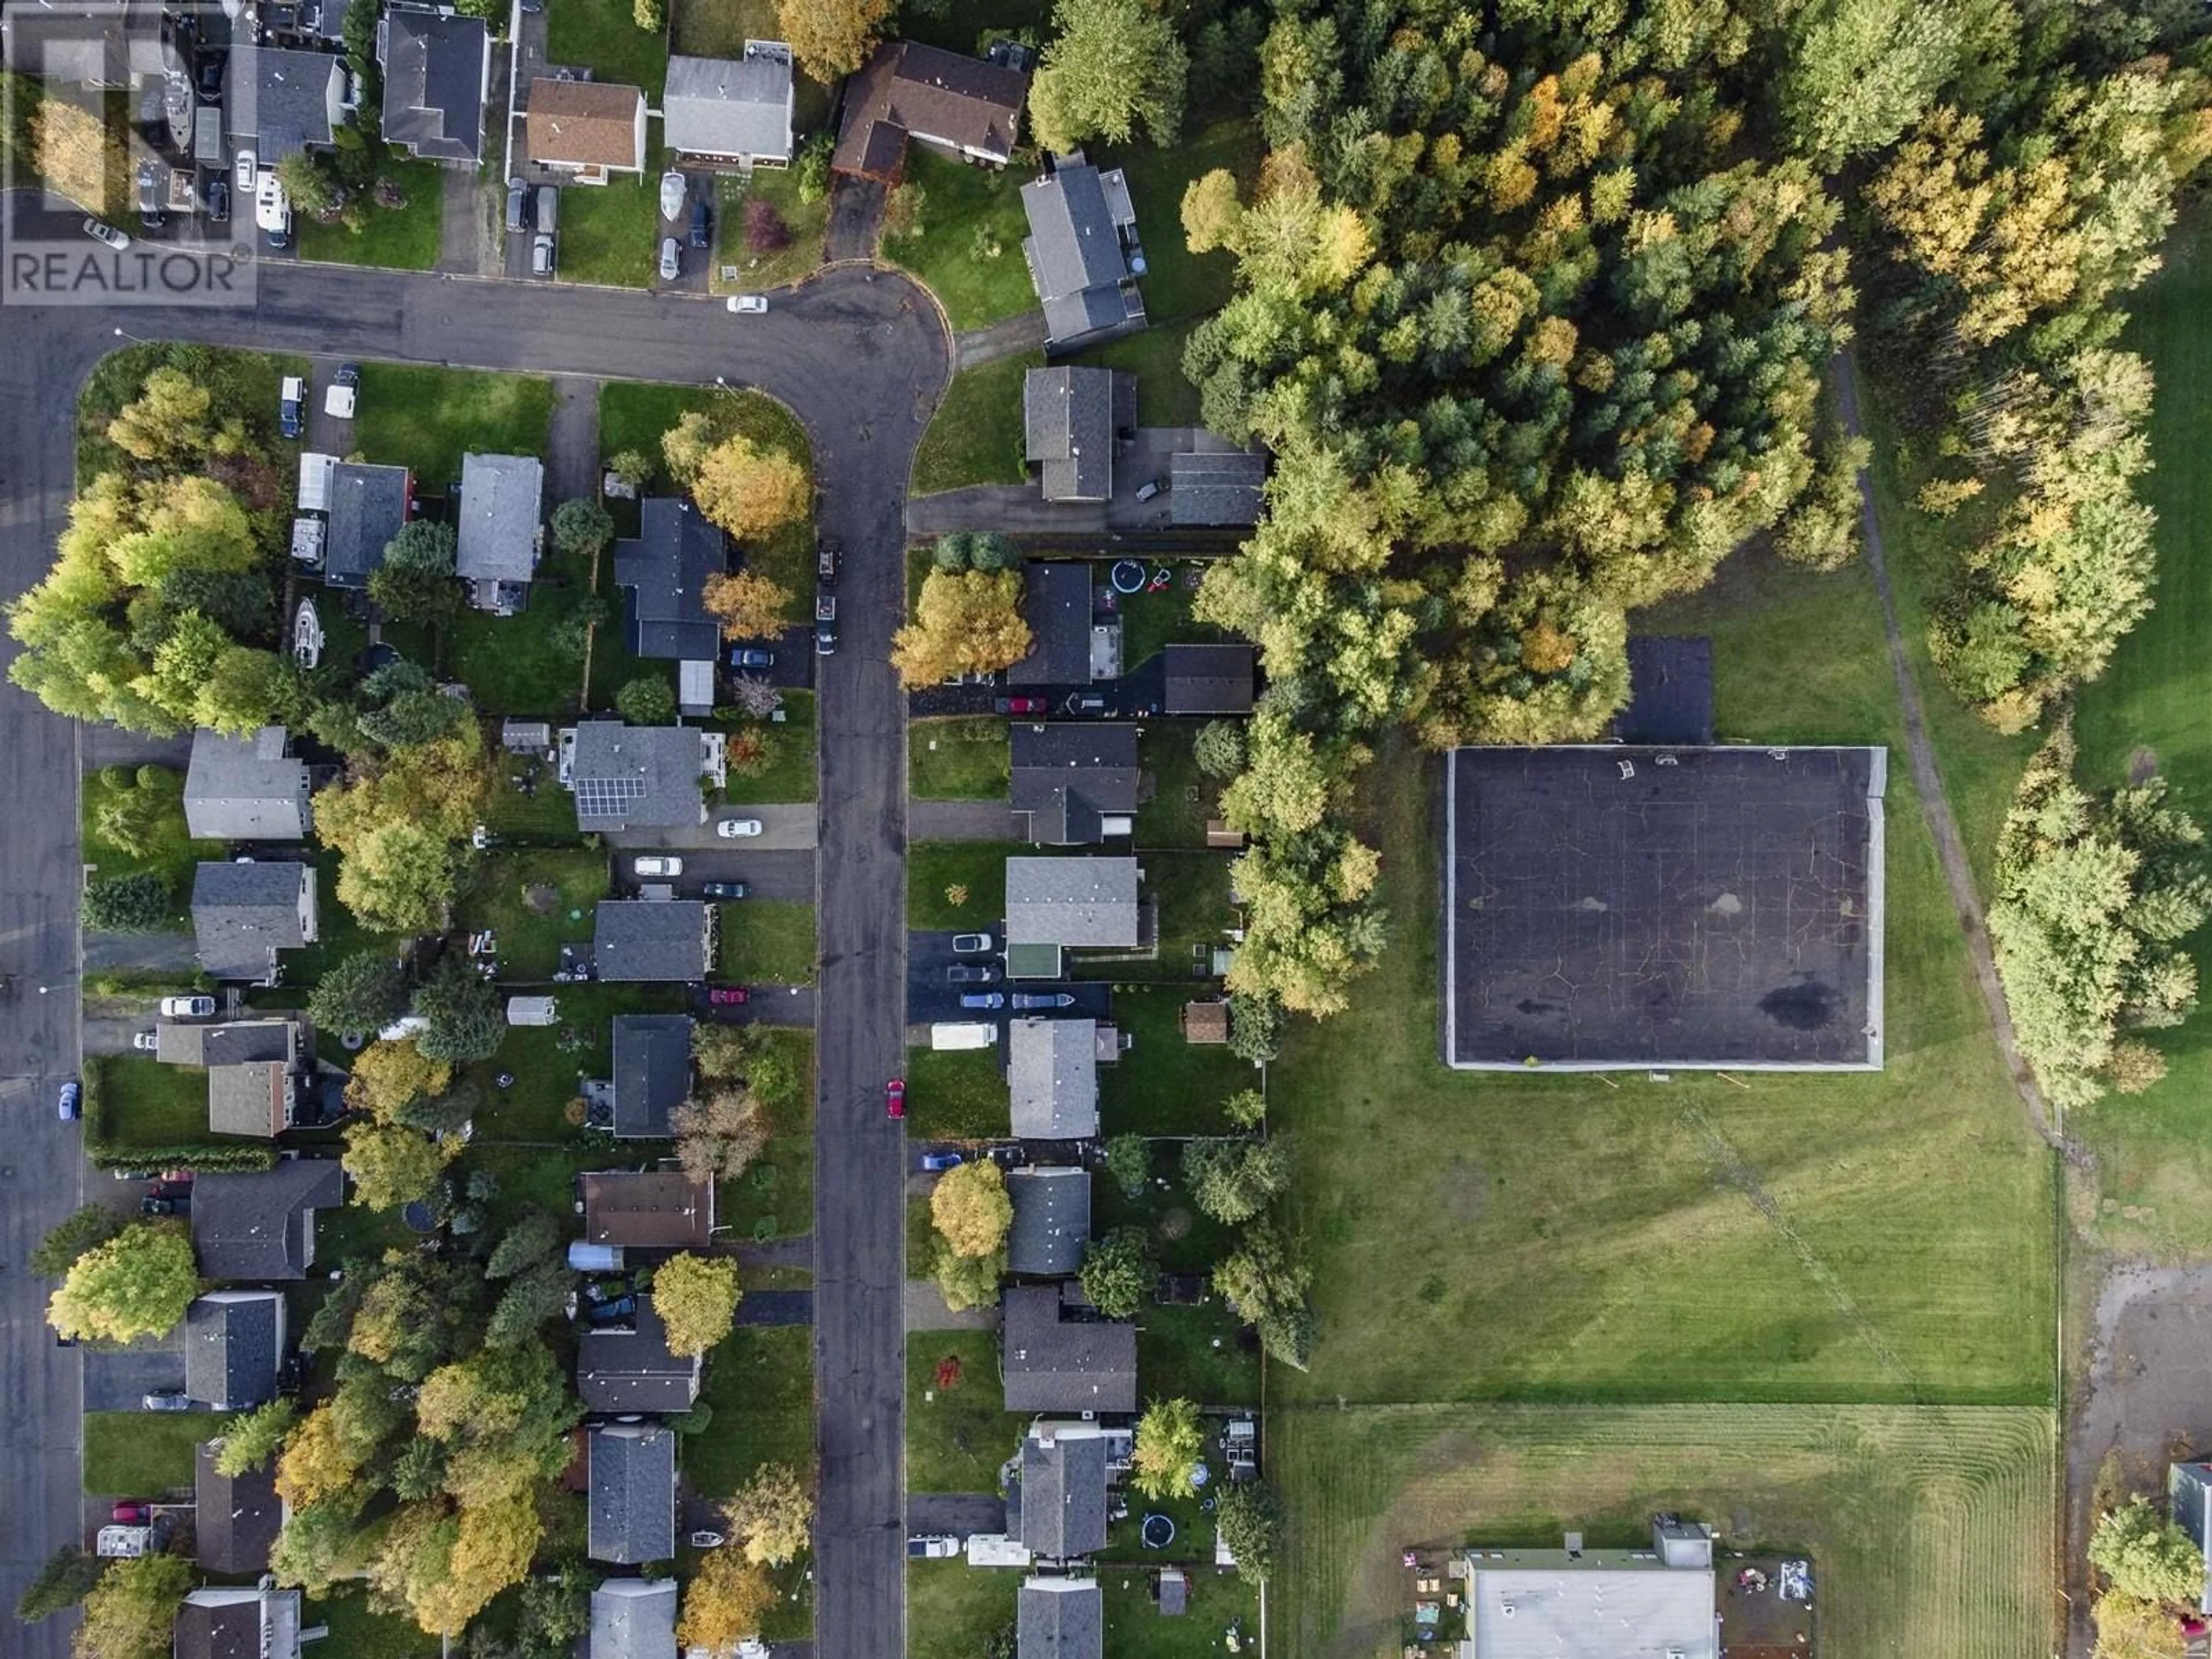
1021, 163, 1145, 350
323, 461, 411, 589
195, 1441, 284, 1575
456, 453, 543, 586
589, 1578, 679, 1659
664, 47, 793, 162
1002, 1283, 1135, 1413
613, 498, 726, 662
1007, 1018, 1099, 1141
185, 727, 313, 842
1160, 644, 1256, 714
589, 1422, 678, 1565
1018, 1428, 1109, 1558
1009, 563, 1094, 687
1023, 368, 1116, 503
192, 862, 314, 984
568, 722, 713, 831
378, 3, 488, 162
191, 1160, 344, 1281
1019, 1576, 1104, 1659
1167, 449, 1267, 527
233, 45, 344, 162
578, 1296, 702, 1414
1006, 858, 1139, 948
593, 902, 711, 983
184, 1291, 283, 1411
1011, 724, 1138, 845
610, 1014, 695, 1137
1006, 1166, 1092, 1276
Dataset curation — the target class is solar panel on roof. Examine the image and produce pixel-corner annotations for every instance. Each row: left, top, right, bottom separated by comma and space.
575, 777, 647, 817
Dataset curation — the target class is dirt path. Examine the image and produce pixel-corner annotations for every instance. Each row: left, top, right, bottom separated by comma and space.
1832, 351, 2074, 1160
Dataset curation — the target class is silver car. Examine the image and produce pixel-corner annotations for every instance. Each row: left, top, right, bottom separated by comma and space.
659, 237, 681, 282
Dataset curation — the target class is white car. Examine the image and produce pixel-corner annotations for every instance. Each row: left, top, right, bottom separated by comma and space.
659, 237, 681, 282
253, 169, 289, 235
718, 819, 763, 839
234, 149, 256, 194
160, 995, 216, 1018
727, 294, 768, 315
659, 170, 687, 221
131, 1031, 158, 1051
81, 217, 130, 251
635, 855, 684, 877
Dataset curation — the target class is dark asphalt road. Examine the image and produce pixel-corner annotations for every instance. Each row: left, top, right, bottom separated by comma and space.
0, 252, 945, 1654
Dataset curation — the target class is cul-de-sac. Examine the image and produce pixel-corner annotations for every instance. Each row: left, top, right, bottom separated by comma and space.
2, 2, 2210, 1657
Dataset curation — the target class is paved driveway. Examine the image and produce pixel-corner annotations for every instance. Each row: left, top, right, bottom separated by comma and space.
83, 1337, 187, 1416
609, 803, 818, 853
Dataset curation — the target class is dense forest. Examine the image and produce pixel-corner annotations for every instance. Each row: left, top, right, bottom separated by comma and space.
1189, 0, 2212, 1018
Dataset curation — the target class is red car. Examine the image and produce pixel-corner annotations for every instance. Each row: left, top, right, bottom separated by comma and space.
995, 696, 1046, 715
111, 1501, 150, 1524
886, 1078, 906, 1119
709, 987, 749, 1006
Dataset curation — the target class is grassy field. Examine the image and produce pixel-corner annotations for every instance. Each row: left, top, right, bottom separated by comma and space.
356, 365, 555, 486
468, 982, 689, 1142
909, 1562, 1018, 1659
910, 351, 1039, 496
881, 149, 1037, 330
911, 717, 1011, 800
689, 1325, 814, 1496
717, 899, 816, 984
907, 842, 1020, 930
545, 0, 670, 100
907, 1331, 1017, 1492
724, 691, 817, 804
302, 1592, 439, 1658
1273, 1403, 2058, 1659
452, 849, 608, 980
438, 545, 604, 715
77, 344, 308, 485
89, 1055, 221, 1148
84, 1410, 234, 1495
712, 163, 830, 295
1096, 986, 1255, 1135
297, 159, 445, 270
903, 1047, 1010, 1140
1070, 323, 1203, 425
719, 1030, 814, 1239
556, 168, 663, 288
1104, 1571, 1255, 1658
1133, 721, 1219, 847
80, 764, 223, 912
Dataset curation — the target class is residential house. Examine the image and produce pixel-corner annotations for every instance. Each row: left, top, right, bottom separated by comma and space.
1002, 1282, 1135, 1414
1005, 858, 1142, 975
664, 46, 794, 168
156, 1017, 313, 1139
1011, 724, 1138, 846
320, 460, 412, 589
1013, 1421, 1120, 1560
229, 46, 351, 164
1007, 1018, 1100, 1141
1022, 158, 1146, 352
1168, 448, 1268, 527
578, 1294, 702, 1412
1018, 1575, 1103, 1659
184, 726, 313, 842
1022, 367, 1130, 504
594, 902, 714, 983
1459, 1518, 1719, 1659
0, 1, 166, 89
2172, 1458, 2212, 1614
589, 1422, 678, 1565
613, 499, 727, 675
608, 1014, 695, 1137
184, 1290, 286, 1411
588, 1578, 679, 1659
194, 1440, 284, 1574
582, 1169, 715, 1251
1160, 643, 1256, 715
1009, 563, 1100, 686
173, 1585, 305, 1659
1007, 1165, 1091, 1276
378, 3, 491, 165
191, 861, 318, 986
560, 720, 727, 833
527, 77, 649, 183
456, 452, 546, 612
832, 41, 1028, 180
191, 1159, 346, 1280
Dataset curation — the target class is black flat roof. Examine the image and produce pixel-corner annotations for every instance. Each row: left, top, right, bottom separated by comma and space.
1444, 745, 1885, 1069
1616, 637, 1714, 745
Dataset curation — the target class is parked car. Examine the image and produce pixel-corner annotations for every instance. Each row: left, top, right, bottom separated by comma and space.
659, 170, 687, 221
137, 160, 165, 230
946, 965, 995, 984
718, 819, 763, 838
141, 1391, 189, 1412
885, 1078, 905, 1119
729, 647, 774, 669
140, 1196, 177, 1217
535, 185, 558, 234
817, 539, 839, 582
278, 375, 304, 440
160, 995, 216, 1017
132, 1031, 158, 1051
531, 232, 555, 278
1063, 691, 1110, 715
234, 148, 257, 194
689, 198, 711, 249
584, 1295, 637, 1324
203, 177, 229, 222
111, 1502, 151, 1524
816, 593, 837, 623
81, 217, 130, 250
634, 855, 684, 878
958, 993, 1006, 1010
195, 48, 225, 101
325, 363, 361, 420
995, 696, 1047, 715
907, 1535, 959, 1558
658, 237, 681, 282
505, 177, 530, 233
1135, 478, 1169, 502
918, 1153, 964, 1174
150, 1180, 193, 1199
57, 1081, 81, 1121
1010, 993, 1075, 1010
728, 293, 768, 315
815, 620, 838, 657
950, 934, 994, 955
708, 987, 749, 1006
702, 881, 749, 900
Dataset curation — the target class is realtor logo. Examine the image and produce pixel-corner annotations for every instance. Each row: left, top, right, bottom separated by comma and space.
1, 1, 259, 309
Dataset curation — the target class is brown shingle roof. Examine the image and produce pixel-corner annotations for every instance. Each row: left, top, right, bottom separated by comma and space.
527, 78, 645, 170
582, 1169, 715, 1249
832, 41, 1027, 179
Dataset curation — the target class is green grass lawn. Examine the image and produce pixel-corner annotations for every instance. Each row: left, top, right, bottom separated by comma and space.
712, 163, 830, 295
483, 753, 581, 843
77, 344, 309, 486
453, 849, 609, 980
282, 846, 397, 985
1138, 1301, 1262, 1411
909, 1561, 1019, 1659
297, 158, 445, 270
718, 1031, 814, 1238
910, 351, 1039, 496
439, 546, 602, 716
908, 842, 1020, 929
1091, 1138, 1247, 1275
355, 365, 555, 486
1104, 1571, 1255, 1659
467, 982, 689, 1142
555, 169, 662, 288
1071, 851, 1238, 986
89, 1055, 219, 1148
882, 149, 1037, 331
688, 1325, 813, 1497
84, 1410, 235, 1495
722, 691, 817, 804
911, 716, 1011, 800
304, 1589, 441, 1658
1134, 721, 1219, 847
907, 1331, 1018, 1492
545, 0, 670, 99
718, 899, 816, 984
81, 764, 223, 914
903, 1047, 1010, 1140
1118, 566, 1229, 672
1096, 118, 1262, 323
1071, 321, 1202, 425
1096, 985, 1255, 1135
